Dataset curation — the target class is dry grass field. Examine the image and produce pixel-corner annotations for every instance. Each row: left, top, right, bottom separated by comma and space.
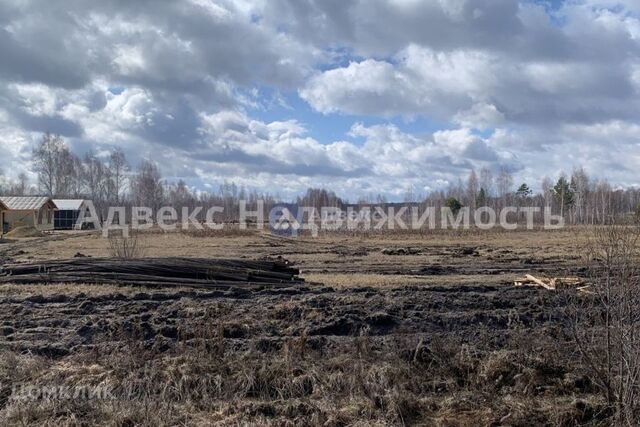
0, 228, 613, 426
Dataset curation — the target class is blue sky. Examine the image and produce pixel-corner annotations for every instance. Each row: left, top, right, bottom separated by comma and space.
0, 0, 639, 200
250, 88, 453, 144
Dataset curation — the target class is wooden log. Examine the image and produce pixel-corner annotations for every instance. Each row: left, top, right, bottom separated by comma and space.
0, 257, 304, 290
0, 274, 300, 288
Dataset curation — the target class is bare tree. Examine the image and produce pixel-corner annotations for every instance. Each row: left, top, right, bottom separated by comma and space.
496, 167, 513, 207
568, 223, 640, 425
496, 168, 513, 198
70, 156, 84, 198
168, 179, 193, 209
32, 133, 62, 196
16, 173, 29, 196
57, 146, 77, 196
32, 133, 78, 197
109, 148, 128, 204
572, 167, 591, 224
542, 176, 553, 209
403, 184, 415, 203
82, 152, 107, 202
1, 172, 34, 196
466, 169, 478, 209
132, 160, 164, 211
479, 167, 494, 199
595, 180, 612, 224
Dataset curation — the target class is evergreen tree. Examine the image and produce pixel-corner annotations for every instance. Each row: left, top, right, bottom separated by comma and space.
445, 197, 463, 215
516, 183, 532, 198
476, 187, 487, 207
553, 175, 575, 217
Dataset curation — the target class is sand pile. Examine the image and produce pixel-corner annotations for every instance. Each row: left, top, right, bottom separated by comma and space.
5, 226, 44, 238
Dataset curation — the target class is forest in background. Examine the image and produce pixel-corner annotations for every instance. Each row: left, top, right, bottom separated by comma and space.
1, 133, 639, 225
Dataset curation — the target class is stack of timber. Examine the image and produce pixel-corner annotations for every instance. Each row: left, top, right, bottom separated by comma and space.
514, 274, 591, 293
0, 257, 304, 289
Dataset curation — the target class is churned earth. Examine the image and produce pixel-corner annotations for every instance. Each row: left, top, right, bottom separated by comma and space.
0, 228, 606, 426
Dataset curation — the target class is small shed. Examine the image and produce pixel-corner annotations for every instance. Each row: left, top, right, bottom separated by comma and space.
52, 199, 92, 230
0, 196, 58, 232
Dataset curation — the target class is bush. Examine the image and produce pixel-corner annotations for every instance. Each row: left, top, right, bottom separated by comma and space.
569, 224, 640, 425
108, 231, 147, 259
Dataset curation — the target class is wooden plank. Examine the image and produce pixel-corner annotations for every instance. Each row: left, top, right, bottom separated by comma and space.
524, 274, 555, 290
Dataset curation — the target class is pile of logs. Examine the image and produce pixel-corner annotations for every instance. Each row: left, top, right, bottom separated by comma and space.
514, 274, 591, 293
0, 257, 304, 289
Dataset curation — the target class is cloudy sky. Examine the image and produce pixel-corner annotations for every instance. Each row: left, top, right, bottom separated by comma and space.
1, 0, 639, 200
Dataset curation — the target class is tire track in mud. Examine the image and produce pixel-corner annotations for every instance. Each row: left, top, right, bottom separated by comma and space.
0, 281, 568, 358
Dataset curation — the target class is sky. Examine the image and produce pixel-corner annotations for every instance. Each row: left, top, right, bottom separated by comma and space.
0, 0, 639, 200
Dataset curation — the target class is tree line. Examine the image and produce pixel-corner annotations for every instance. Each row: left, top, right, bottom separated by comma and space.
422, 167, 640, 225
0, 133, 277, 221
0, 133, 639, 225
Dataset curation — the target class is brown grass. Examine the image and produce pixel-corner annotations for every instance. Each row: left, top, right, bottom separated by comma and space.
0, 227, 617, 425
0, 313, 608, 426
5, 226, 44, 238
304, 273, 509, 289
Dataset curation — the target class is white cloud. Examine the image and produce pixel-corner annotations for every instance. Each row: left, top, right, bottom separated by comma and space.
112, 45, 147, 76
300, 46, 498, 119
300, 59, 427, 117
12, 83, 59, 116
1, 0, 640, 198
453, 103, 505, 129
302, 36, 640, 127
523, 62, 593, 93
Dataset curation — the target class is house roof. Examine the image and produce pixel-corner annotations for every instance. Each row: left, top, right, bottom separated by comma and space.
0, 199, 7, 211
0, 196, 57, 211
52, 199, 85, 211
